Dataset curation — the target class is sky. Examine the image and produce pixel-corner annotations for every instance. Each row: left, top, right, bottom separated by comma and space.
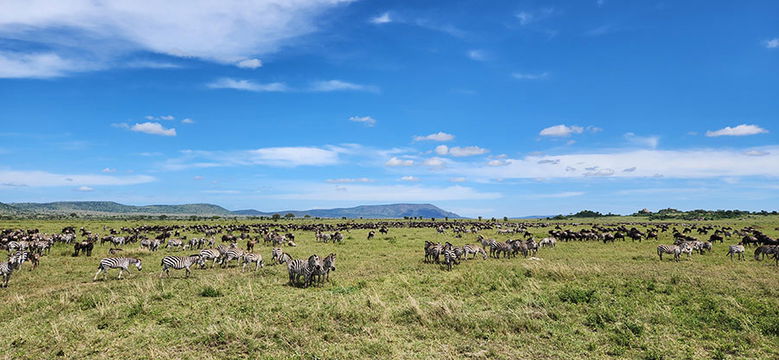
0, 0, 778, 217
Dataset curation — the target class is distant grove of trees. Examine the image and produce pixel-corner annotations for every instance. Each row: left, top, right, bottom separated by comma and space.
548, 208, 778, 221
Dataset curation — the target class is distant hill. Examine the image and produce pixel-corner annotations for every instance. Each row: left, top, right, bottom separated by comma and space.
9, 201, 233, 216
0, 202, 19, 214
233, 203, 462, 219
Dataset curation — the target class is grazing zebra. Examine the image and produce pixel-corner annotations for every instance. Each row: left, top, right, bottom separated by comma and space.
0, 254, 24, 288
199, 249, 222, 268
462, 244, 487, 259
160, 255, 201, 278
539, 237, 556, 248
727, 244, 746, 261
288, 255, 323, 288
657, 244, 690, 262
241, 253, 263, 272
108, 248, 123, 255
221, 248, 245, 268
271, 248, 293, 265
166, 239, 183, 250
93, 257, 142, 281
442, 249, 458, 271
367, 231, 375, 240
73, 241, 94, 257
754, 245, 778, 261
140, 239, 161, 252
424, 241, 442, 263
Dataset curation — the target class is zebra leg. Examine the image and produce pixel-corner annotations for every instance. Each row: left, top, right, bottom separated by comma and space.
185, 266, 191, 278
117, 269, 124, 280
93, 268, 103, 281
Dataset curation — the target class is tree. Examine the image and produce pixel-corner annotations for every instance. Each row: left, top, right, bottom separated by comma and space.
271, 214, 281, 221
284, 213, 295, 219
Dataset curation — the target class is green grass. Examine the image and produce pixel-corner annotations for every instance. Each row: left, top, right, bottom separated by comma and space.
1, 217, 778, 359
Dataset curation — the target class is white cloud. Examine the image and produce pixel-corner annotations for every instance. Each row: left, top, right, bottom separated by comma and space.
0, 52, 94, 78
487, 159, 509, 167
193, 176, 204, 180
181, 118, 195, 124
400, 176, 420, 182
202, 190, 240, 194
467, 50, 487, 61
624, 133, 659, 148
539, 125, 584, 137
512, 72, 549, 80
236, 58, 262, 69
349, 116, 376, 127
326, 178, 373, 184
75, 186, 94, 192
515, 8, 555, 26
309, 80, 378, 92
207, 78, 289, 92
435, 145, 449, 155
529, 191, 585, 198
0, 169, 154, 187
413, 132, 455, 142
0, 0, 351, 77
449, 177, 466, 183
273, 184, 501, 202
443, 146, 779, 180
743, 150, 769, 157
129, 122, 177, 136
423, 157, 446, 168
101, 168, 116, 173
370, 12, 391, 24
705, 124, 768, 137
764, 38, 779, 49
164, 146, 345, 170
385, 157, 414, 167
448, 146, 488, 157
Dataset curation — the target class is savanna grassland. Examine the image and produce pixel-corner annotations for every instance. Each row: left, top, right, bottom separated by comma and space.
1, 217, 778, 360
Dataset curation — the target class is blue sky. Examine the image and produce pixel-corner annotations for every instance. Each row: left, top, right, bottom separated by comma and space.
0, 0, 778, 217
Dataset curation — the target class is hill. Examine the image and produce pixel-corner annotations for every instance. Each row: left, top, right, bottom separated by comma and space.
232, 203, 462, 218
0, 202, 19, 214
9, 201, 233, 216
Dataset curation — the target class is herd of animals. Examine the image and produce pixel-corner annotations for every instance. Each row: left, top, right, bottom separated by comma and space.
1, 220, 778, 288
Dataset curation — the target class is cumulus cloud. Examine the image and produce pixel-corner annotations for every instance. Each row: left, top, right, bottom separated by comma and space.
75, 186, 94, 192
448, 146, 488, 157
765, 38, 779, 49
467, 50, 487, 61
0, 0, 351, 78
449, 177, 466, 183
349, 116, 376, 127
181, 118, 195, 124
743, 150, 769, 157
236, 58, 262, 69
435, 145, 449, 155
424, 157, 446, 168
413, 132, 455, 142
129, 122, 177, 136
539, 125, 584, 137
705, 124, 768, 137
385, 157, 414, 167
101, 168, 116, 173
624, 133, 659, 148
326, 178, 373, 183
207, 78, 289, 92
370, 12, 391, 24
400, 176, 420, 182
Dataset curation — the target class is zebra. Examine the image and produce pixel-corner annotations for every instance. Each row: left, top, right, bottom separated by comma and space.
424, 241, 442, 263
271, 248, 293, 265
160, 255, 201, 278
442, 249, 458, 271
727, 244, 746, 261
198, 249, 222, 268
166, 239, 183, 250
319, 253, 336, 283
93, 257, 142, 281
539, 237, 556, 248
288, 255, 323, 288
657, 244, 686, 262
525, 239, 539, 257
241, 253, 263, 272
754, 245, 778, 261
0, 254, 24, 288
462, 244, 487, 259
220, 248, 245, 268
140, 239, 161, 251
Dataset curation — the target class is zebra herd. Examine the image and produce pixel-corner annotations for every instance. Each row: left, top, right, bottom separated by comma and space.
424, 235, 556, 271
657, 238, 779, 263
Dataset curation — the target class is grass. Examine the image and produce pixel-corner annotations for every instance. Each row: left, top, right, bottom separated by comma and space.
0, 217, 778, 359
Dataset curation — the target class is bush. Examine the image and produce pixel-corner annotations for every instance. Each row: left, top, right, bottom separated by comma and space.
200, 286, 222, 297
558, 287, 597, 304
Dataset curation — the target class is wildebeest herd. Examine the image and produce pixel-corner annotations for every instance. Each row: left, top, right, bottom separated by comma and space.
1, 220, 778, 288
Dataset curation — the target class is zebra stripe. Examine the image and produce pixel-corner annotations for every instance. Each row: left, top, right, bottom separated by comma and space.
727, 244, 745, 261
241, 253, 264, 272
93, 257, 142, 281
287, 255, 322, 287
199, 249, 222, 268
160, 255, 201, 278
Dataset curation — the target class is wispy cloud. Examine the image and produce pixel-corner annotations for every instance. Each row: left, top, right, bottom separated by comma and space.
540, 125, 583, 137
326, 178, 374, 184
236, 58, 262, 69
272, 184, 501, 202
309, 80, 379, 93
207, 78, 289, 92
764, 38, 779, 49
0, 169, 154, 187
413, 132, 455, 142
370, 12, 392, 24
349, 116, 376, 127
512, 72, 549, 80
467, 50, 488, 61
706, 124, 768, 137
400, 176, 420, 182
164, 146, 346, 170
385, 157, 414, 167
624, 133, 659, 148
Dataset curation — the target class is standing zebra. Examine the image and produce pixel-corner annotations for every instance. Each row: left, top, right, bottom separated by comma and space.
462, 244, 487, 260
220, 248, 244, 268
727, 244, 746, 261
657, 244, 690, 262
241, 253, 263, 272
199, 249, 222, 268
93, 257, 142, 281
442, 248, 458, 271
0, 254, 24, 288
160, 255, 201, 278
754, 245, 778, 261
287, 255, 323, 288
319, 253, 336, 283
271, 248, 293, 265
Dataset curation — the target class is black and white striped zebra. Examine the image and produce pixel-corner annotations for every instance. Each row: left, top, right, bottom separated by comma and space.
0, 254, 24, 288
241, 253, 263, 272
442, 249, 458, 271
462, 244, 487, 259
657, 244, 691, 262
199, 249, 222, 268
166, 239, 183, 250
287, 255, 323, 287
160, 255, 201, 278
319, 253, 336, 283
271, 248, 293, 265
221, 248, 244, 268
727, 244, 746, 261
93, 257, 142, 281
754, 245, 778, 261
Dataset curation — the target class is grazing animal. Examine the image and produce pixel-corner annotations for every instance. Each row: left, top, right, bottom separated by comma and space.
539, 237, 556, 248
754, 245, 778, 261
288, 255, 323, 287
462, 244, 487, 259
0, 254, 24, 288
320, 253, 337, 283
93, 257, 142, 281
657, 244, 690, 262
367, 231, 375, 240
199, 249, 222, 268
166, 239, 183, 250
160, 255, 201, 278
726, 244, 746, 261
73, 242, 94, 257
271, 248, 293, 265
108, 248, 123, 255
241, 253, 263, 272
221, 248, 245, 268
442, 249, 458, 271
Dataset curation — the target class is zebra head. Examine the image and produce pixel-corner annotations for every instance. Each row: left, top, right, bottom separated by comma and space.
134, 259, 143, 271
308, 254, 323, 273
